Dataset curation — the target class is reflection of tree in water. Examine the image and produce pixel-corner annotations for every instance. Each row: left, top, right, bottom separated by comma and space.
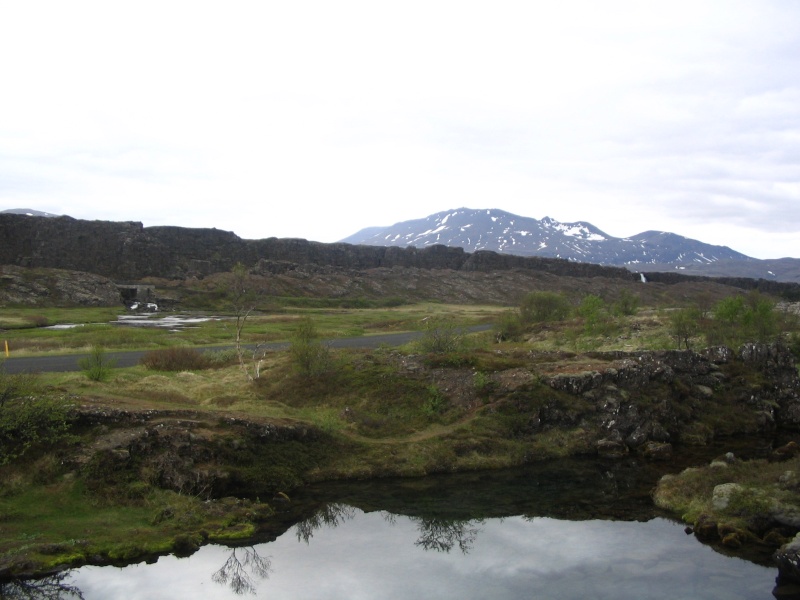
0, 572, 84, 599
212, 546, 272, 595
412, 517, 483, 554
294, 503, 356, 544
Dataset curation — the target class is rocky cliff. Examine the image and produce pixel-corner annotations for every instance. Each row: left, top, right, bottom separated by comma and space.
3, 214, 800, 300
0, 214, 636, 280
0, 265, 122, 306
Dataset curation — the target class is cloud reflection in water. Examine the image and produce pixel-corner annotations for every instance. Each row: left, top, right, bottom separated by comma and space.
67, 508, 775, 600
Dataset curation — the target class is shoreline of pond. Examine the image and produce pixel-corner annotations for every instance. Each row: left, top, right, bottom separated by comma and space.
2, 341, 799, 584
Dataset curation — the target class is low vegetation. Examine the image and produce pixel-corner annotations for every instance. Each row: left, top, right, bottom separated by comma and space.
78, 345, 116, 382
654, 451, 800, 561
0, 303, 501, 356
1, 285, 799, 576
0, 371, 73, 465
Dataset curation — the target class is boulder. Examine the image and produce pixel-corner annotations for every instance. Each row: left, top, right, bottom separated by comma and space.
776, 534, 800, 585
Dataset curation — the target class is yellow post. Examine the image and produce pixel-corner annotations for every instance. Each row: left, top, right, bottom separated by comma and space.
4, 340, 8, 357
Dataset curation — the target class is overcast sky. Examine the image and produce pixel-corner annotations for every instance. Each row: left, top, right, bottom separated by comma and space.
1, 1, 798, 259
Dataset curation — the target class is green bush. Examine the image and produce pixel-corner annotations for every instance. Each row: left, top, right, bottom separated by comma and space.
703, 293, 781, 347
494, 311, 524, 342
613, 289, 640, 317
289, 317, 333, 375
669, 307, 702, 350
423, 385, 448, 416
140, 347, 211, 371
78, 346, 116, 382
204, 348, 241, 367
25, 315, 50, 328
416, 317, 466, 353
742, 292, 780, 342
519, 291, 571, 325
577, 294, 609, 335
0, 368, 37, 409
0, 389, 73, 464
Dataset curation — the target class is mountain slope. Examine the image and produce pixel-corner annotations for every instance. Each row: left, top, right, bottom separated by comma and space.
342, 207, 751, 266
340, 208, 800, 282
1, 208, 61, 218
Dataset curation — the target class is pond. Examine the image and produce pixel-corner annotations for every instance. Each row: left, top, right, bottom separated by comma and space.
2, 456, 785, 599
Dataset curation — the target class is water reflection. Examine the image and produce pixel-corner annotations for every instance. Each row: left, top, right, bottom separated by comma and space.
12, 454, 789, 599
293, 503, 482, 554
411, 517, 483, 554
0, 572, 84, 599
104, 511, 775, 600
211, 547, 271, 595
294, 503, 356, 544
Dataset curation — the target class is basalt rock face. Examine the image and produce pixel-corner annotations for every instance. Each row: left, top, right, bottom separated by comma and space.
5, 214, 800, 302
71, 407, 326, 498
1, 213, 641, 281
0, 264, 122, 306
0, 215, 251, 280
538, 343, 800, 455
0, 213, 664, 282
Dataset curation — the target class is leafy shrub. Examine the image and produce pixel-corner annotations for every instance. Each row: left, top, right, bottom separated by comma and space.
0, 393, 73, 464
577, 294, 610, 334
519, 291, 571, 325
494, 310, 525, 342
140, 347, 211, 371
289, 317, 333, 375
204, 348, 241, 367
416, 317, 466, 353
78, 346, 116, 382
703, 293, 781, 347
423, 385, 448, 416
472, 371, 495, 395
25, 315, 50, 328
669, 307, 702, 350
613, 289, 640, 317
742, 292, 780, 342
0, 369, 37, 409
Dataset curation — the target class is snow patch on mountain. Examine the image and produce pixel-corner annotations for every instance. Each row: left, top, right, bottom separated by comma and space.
339, 207, 755, 270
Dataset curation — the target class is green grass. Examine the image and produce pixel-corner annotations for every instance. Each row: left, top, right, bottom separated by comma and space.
654, 456, 800, 531
1, 303, 502, 356
0, 307, 121, 330
2, 298, 798, 574
0, 479, 273, 572
254, 351, 464, 438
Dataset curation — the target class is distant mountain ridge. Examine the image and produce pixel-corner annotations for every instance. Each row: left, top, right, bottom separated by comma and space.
4, 207, 797, 283
0, 208, 60, 218
341, 208, 799, 282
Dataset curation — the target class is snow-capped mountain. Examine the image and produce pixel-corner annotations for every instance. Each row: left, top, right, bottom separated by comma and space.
340, 208, 752, 268
1, 208, 60, 218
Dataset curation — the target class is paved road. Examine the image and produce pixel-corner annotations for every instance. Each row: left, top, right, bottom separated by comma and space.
1, 326, 491, 374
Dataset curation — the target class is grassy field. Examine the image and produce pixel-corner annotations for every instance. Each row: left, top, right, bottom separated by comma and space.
1, 294, 799, 576
0, 303, 503, 356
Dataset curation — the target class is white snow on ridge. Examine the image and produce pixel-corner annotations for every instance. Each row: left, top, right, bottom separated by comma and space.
553, 223, 605, 241
412, 225, 448, 239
